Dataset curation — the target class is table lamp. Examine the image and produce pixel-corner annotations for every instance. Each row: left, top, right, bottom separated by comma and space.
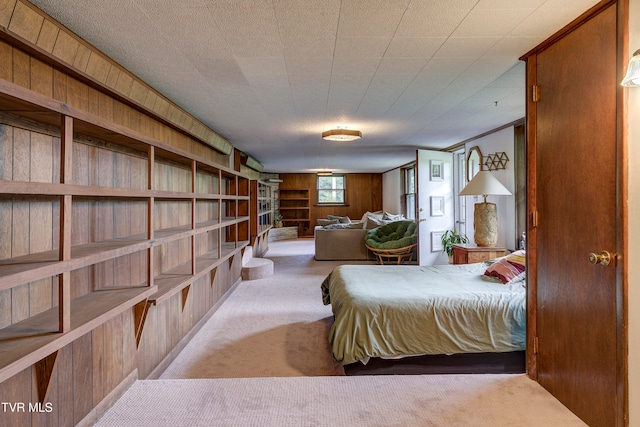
459, 170, 511, 247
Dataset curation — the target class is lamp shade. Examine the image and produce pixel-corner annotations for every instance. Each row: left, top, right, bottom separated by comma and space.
459, 170, 511, 197
621, 49, 640, 87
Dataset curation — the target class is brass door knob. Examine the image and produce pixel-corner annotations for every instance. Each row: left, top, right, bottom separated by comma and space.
588, 250, 612, 266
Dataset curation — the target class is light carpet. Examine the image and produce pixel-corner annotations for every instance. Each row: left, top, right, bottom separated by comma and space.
159, 239, 373, 378
96, 239, 587, 426
94, 375, 587, 427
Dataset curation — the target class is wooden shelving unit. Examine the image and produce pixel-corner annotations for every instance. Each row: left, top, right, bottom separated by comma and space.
278, 189, 310, 235
0, 80, 250, 392
249, 180, 274, 257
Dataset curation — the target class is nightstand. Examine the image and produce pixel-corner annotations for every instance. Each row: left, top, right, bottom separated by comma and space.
452, 244, 506, 264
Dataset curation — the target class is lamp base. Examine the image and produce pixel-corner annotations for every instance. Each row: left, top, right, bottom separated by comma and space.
474, 202, 498, 247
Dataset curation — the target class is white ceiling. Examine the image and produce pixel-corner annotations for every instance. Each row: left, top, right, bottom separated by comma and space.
29, 0, 598, 173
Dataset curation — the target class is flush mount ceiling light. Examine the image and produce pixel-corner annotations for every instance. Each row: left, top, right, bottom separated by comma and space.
321, 128, 362, 141
621, 49, 640, 87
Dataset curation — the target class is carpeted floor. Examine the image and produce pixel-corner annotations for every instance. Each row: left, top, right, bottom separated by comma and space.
159, 239, 372, 378
95, 239, 587, 426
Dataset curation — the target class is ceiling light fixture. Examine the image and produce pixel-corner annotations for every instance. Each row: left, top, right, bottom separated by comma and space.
317, 171, 333, 176
621, 49, 640, 87
322, 128, 362, 141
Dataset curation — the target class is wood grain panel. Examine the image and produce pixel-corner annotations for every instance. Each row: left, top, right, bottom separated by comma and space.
0, 41, 12, 81
103, 315, 123, 393
29, 58, 53, 98
55, 345, 73, 427
7, 1, 42, 44
35, 19, 59, 54
91, 324, 105, 407
72, 332, 93, 423
12, 47, 30, 89
50, 69, 67, 106
0, 368, 31, 427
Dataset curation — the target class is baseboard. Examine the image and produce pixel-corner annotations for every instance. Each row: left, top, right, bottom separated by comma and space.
76, 369, 138, 427
144, 277, 243, 380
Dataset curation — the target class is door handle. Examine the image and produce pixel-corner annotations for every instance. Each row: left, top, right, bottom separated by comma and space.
588, 250, 612, 266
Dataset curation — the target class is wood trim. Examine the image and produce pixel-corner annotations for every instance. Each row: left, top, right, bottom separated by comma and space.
133, 300, 150, 349
60, 115, 73, 183
520, 0, 618, 60
525, 52, 538, 380
34, 350, 59, 404
0, 79, 248, 178
616, 0, 629, 424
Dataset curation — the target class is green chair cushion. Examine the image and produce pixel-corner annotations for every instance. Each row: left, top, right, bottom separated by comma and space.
365, 220, 417, 250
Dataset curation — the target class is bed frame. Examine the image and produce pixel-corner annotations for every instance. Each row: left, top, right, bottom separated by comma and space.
343, 351, 526, 376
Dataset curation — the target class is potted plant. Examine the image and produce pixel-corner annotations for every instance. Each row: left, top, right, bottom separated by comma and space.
441, 229, 469, 262
273, 211, 283, 228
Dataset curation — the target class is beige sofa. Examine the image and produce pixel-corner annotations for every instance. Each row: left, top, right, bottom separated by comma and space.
314, 211, 406, 261
314, 226, 371, 260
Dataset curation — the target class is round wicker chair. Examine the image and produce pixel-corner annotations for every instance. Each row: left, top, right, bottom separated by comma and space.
365, 220, 417, 265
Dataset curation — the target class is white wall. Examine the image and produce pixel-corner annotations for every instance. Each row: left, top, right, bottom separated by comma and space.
627, 0, 639, 423
464, 126, 517, 251
382, 168, 403, 215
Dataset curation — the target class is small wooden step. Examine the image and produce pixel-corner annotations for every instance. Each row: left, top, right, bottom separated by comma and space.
241, 258, 274, 280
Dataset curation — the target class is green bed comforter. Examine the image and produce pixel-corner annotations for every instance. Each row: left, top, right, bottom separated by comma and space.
321, 263, 526, 365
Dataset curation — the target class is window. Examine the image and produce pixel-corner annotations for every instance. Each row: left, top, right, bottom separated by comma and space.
317, 174, 346, 205
403, 165, 416, 220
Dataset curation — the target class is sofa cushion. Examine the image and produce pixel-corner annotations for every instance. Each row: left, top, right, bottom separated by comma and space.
365, 220, 418, 250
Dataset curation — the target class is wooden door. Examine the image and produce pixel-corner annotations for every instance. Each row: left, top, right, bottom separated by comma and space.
528, 4, 623, 426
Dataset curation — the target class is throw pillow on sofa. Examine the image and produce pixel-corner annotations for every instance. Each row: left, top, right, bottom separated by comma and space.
327, 215, 351, 224
317, 218, 339, 226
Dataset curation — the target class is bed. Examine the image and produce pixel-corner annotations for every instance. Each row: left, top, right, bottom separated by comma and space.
320, 261, 526, 365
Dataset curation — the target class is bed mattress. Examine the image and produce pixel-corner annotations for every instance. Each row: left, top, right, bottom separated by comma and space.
321, 263, 526, 365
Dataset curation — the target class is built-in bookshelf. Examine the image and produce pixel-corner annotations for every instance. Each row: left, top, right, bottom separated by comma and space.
0, 80, 250, 393
278, 188, 310, 235
250, 180, 274, 257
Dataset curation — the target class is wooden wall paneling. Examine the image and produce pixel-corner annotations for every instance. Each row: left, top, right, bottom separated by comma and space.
11, 198, 29, 324
0, 368, 31, 427
279, 173, 383, 236
12, 47, 29, 89
68, 73, 90, 113
71, 141, 89, 186
52, 68, 67, 104
54, 345, 73, 427
151, 302, 167, 371
72, 332, 93, 423
13, 126, 29, 181
122, 303, 137, 372
0, 41, 12, 81
29, 58, 53, 102
91, 325, 106, 408
136, 305, 152, 379
103, 315, 123, 394
0, 288, 10, 328
87, 86, 101, 117
0, 123, 13, 179
0, 126, 11, 327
